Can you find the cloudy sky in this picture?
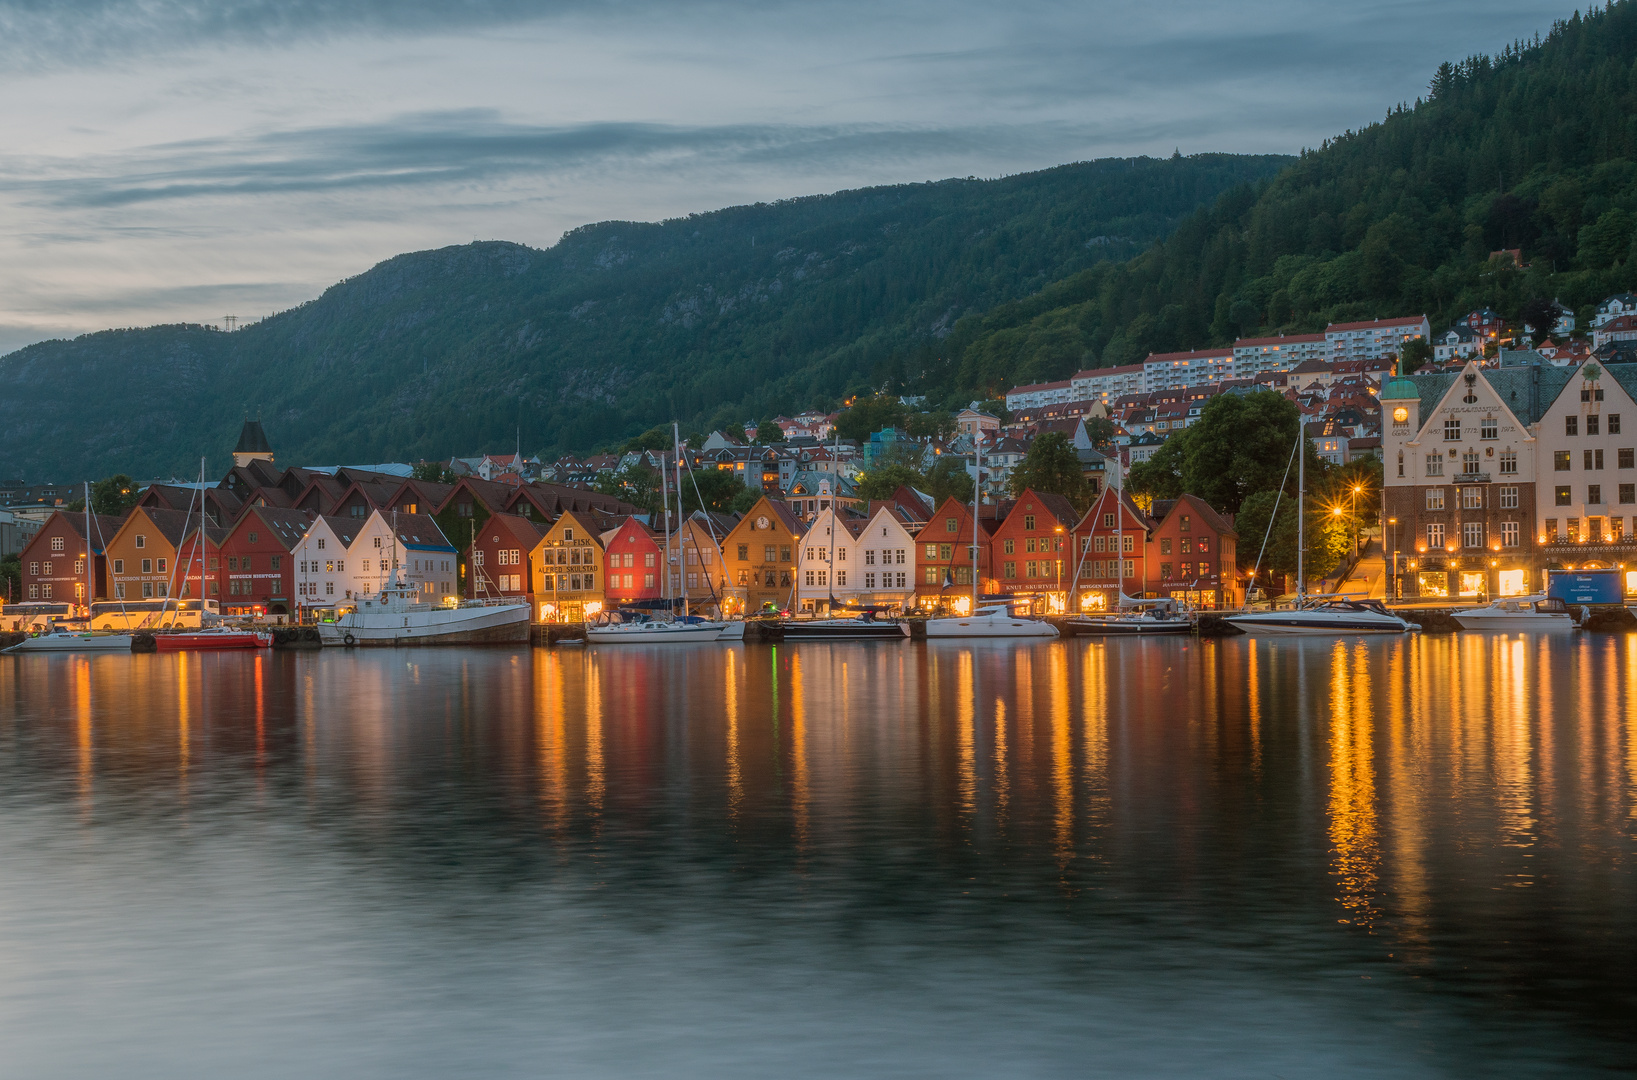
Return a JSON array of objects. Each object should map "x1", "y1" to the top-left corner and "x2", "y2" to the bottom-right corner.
[{"x1": 0, "y1": 0, "x2": 1579, "y2": 355}]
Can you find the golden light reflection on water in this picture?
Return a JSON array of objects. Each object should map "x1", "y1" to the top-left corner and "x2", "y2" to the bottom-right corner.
[
  {"x1": 74, "y1": 656, "x2": 92, "y2": 815},
  {"x1": 725, "y1": 647, "x2": 742, "y2": 819},
  {"x1": 1327, "y1": 640, "x2": 1379, "y2": 930},
  {"x1": 1049, "y1": 647, "x2": 1072, "y2": 871},
  {"x1": 956, "y1": 649, "x2": 975, "y2": 822}
]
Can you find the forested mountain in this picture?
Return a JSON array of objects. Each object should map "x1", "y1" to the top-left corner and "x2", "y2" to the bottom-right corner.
[
  {"x1": 927, "y1": 1, "x2": 1637, "y2": 400},
  {"x1": 0, "y1": 154, "x2": 1287, "y2": 481}
]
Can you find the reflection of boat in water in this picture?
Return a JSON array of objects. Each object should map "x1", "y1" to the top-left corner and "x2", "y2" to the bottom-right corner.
[
  {"x1": 1070, "y1": 597, "x2": 1193, "y2": 636},
  {"x1": 1224, "y1": 596, "x2": 1413, "y2": 635},
  {"x1": 585, "y1": 611, "x2": 727, "y2": 643},
  {"x1": 318, "y1": 574, "x2": 530, "y2": 646},
  {"x1": 3, "y1": 626, "x2": 133, "y2": 653},
  {"x1": 155, "y1": 627, "x2": 272, "y2": 651},
  {"x1": 925, "y1": 604, "x2": 1057, "y2": 639},
  {"x1": 1451, "y1": 594, "x2": 1575, "y2": 631},
  {"x1": 780, "y1": 609, "x2": 909, "y2": 641}
]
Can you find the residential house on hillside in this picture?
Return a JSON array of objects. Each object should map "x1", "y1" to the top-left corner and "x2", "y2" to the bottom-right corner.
[
  {"x1": 1232, "y1": 334, "x2": 1328, "y2": 377},
  {"x1": 1434, "y1": 324, "x2": 1484, "y2": 363},
  {"x1": 1143, "y1": 348, "x2": 1234, "y2": 392},
  {"x1": 1591, "y1": 313, "x2": 1637, "y2": 350},
  {"x1": 1591, "y1": 293, "x2": 1637, "y2": 328},
  {"x1": 957, "y1": 408, "x2": 1002, "y2": 437},
  {"x1": 1326, "y1": 315, "x2": 1430, "y2": 361},
  {"x1": 1005, "y1": 379, "x2": 1073, "y2": 412},
  {"x1": 1070, "y1": 363, "x2": 1146, "y2": 404}
]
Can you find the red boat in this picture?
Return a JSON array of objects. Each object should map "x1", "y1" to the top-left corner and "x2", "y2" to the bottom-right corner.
[{"x1": 154, "y1": 628, "x2": 273, "y2": 651}]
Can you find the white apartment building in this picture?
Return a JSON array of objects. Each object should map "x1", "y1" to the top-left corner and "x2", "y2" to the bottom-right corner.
[
  {"x1": 1069, "y1": 363, "x2": 1146, "y2": 404},
  {"x1": 1326, "y1": 315, "x2": 1430, "y2": 361},
  {"x1": 1142, "y1": 348, "x2": 1235, "y2": 392},
  {"x1": 1533, "y1": 362, "x2": 1637, "y2": 545},
  {"x1": 1231, "y1": 333, "x2": 1328, "y2": 378},
  {"x1": 1004, "y1": 379, "x2": 1073, "y2": 412},
  {"x1": 795, "y1": 494, "x2": 917, "y2": 612}
]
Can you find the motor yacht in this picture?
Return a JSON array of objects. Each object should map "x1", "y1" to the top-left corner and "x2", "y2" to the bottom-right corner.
[
  {"x1": 924, "y1": 604, "x2": 1058, "y2": 639},
  {"x1": 1223, "y1": 596, "x2": 1413, "y2": 635},
  {"x1": 1451, "y1": 595, "x2": 1575, "y2": 631},
  {"x1": 3, "y1": 625, "x2": 133, "y2": 653}
]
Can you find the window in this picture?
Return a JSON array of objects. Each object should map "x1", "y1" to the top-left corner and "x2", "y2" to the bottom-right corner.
[
  {"x1": 1161, "y1": 562, "x2": 1173, "y2": 580},
  {"x1": 157, "y1": 558, "x2": 167, "y2": 574},
  {"x1": 1499, "y1": 486, "x2": 1519, "y2": 509},
  {"x1": 141, "y1": 558, "x2": 152, "y2": 574},
  {"x1": 1003, "y1": 561, "x2": 1016, "y2": 579},
  {"x1": 1426, "y1": 454, "x2": 1444, "y2": 476},
  {"x1": 1426, "y1": 523, "x2": 1445, "y2": 547},
  {"x1": 1567, "y1": 518, "x2": 1581, "y2": 542},
  {"x1": 1024, "y1": 515, "x2": 1036, "y2": 531},
  {"x1": 938, "y1": 543, "x2": 953, "y2": 561},
  {"x1": 1610, "y1": 414, "x2": 1622, "y2": 434},
  {"x1": 1445, "y1": 418, "x2": 1462, "y2": 441},
  {"x1": 1425, "y1": 489, "x2": 1444, "y2": 511},
  {"x1": 1544, "y1": 518, "x2": 1558, "y2": 540},
  {"x1": 1094, "y1": 535, "x2": 1106, "y2": 553},
  {"x1": 1586, "y1": 448, "x2": 1606, "y2": 470},
  {"x1": 1397, "y1": 451, "x2": 1405, "y2": 477},
  {"x1": 1588, "y1": 414, "x2": 1601, "y2": 436},
  {"x1": 645, "y1": 573, "x2": 655, "y2": 588},
  {"x1": 1198, "y1": 537, "x2": 1210, "y2": 553},
  {"x1": 1462, "y1": 488, "x2": 1483, "y2": 509},
  {"x1": 1556, "y1": 486, "x2": 1572, "y2": 506},
  {"x1": 1555, "y1": 451, "x2": 1572, "y2": 472},
  {"x1": 1180, "y1": 515, "x2": 1191, "y2": 532},
  {"x1": 1623, "y1": 484, "x2": 1636, "y2": 505},
  {"x1": 945, "y1": 517, "x2": 957, "y2": 533},
  {"x1": 135, "y1": 534, "x2": 146, "y2": 549},
  {"x1": 1003, "y1": 539, "x2": 1015, "y2": 555},
  {"x1": 271, "y1": 556, "x2": 281, "y2": 571},
  {"x1": 317, "y1": 538, "x2": 325, "y2": 550},
  {"x1": 1481, "y1": 417, "x2": 1497, "y2": 439},
  {"x1": 1589, "y1": 484, "x2": 1603, "y2": 504},
  {"x1": 1463, "y1": 522, "x2": 1485, "y2": 548},
  {"x1": 1502, "y1": 522, "x2": 1518, "y2": 547},
  {"x1": 113, "y1": 583, "x2": 124, "y2": 599},
  {"x1": 780, "y1": 546, "x2": 791, "y2": 562},
  {"x1": 325, "y1": 581, "x2": 334, "y2": 595},
  {"x1": 923, "y1": 543, "x2": 937, "y2": 560},
  {"x1": 50, "y1": 536, "x2": 64, "y2": 552},
  {"x1": 1462, "y1": 451, "x2": 1480, "y2": 474},
  {"x1": 737, "y1": 544, "x2": 748, "y2": 560},
  {"x1": 1500, "y1": 450, "x2": 1517, "y2": 474},
  {"x1": 1566, "y1": 415, "x2": 1579, "y2": 436},
  {"x1": 74, "y1": 559, "x2": 83, "y2": 575},
  {"x1": 1160, "y1": 538, "x2": 1172, "y2": 555},
  {"x1": 336, "y1": 560, "x2": 344, "y2": 572},
  {"x1": 895, "y1": 549, "x2": 907, "y2": 565},
  {"x1": 141, "y1": 581, "x2": 153, "y2": 598},
  {"x1": 1103, "y1": 513, "x2": 1115, "y2": 528}
]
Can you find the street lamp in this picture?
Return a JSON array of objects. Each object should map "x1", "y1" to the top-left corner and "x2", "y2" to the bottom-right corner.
[
  {"x1": 1351, "y1": 483, "x2": 1363, "y2": 557},
  {"x1": 1387, "y1": 517, "x2": 1399, "y2": 599},
  {"x1": 1054, "y1": 525, "x2": 1065, "y2": 612}
]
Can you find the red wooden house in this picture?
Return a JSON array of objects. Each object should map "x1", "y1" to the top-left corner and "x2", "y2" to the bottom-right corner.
[
  {"x1": 600, "y1": 516, "x2": 662, "y2": 605},
  {"x1": 217, "y1": 506, "x2": 315, "y2": 618},
  {"x1": 913, "y1": 496, "x2": 1000, "y2": 607},
  {"x1": 1146, "y1": 495, "x2": 1239, "y2": 609},
  {"x1": 468, "y1": 512, "x2": 545, "y2": 602},
  {"x1": 987, "y1": 489, "x2": 1079, "y2": 609},
  {"x1": 15, "y1": 510, "x2": 124, "y2": 608},
  {"x1": 1070, "y1": 488, "x2": 1156, "y2": 612}
]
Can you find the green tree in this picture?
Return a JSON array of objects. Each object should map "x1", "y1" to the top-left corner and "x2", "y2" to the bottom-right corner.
[
  {"x1": 595, "y1": 463, "x2": 661, "y2": 514},
  {"x1": 753, "y1": 419, "x2": 786, "y2": 444},
  {"x1": 728, "y1": 486, "x2": 763, "y2": 514},
  {"x1": 1083, "y1": 416, "x2": 1118, "y2": 449},
  {"x1": 1125, "y1": 392, "x2": 1317, "y2": 514},
  {"x1": 75, "y1": 474, "x2": 140, "y2": 517},
  {"x1": 411, "y1": 459, "x2": 459, "y2": 484},
  {"x1": 924, "y1": 454, "x2": 975, "y2": 506},
  {"x1": 1007, "y1": 431, "x2": 1090, "y2": 508},
  {"x1": 622, "y1": 425, "x2": 673, "y2": 453},
  {"x1": 855, "y1": 464, "x2": 926, "y2": 501},
  {"x1": 679, "y1": 466, "x2": 744, "y2": 512},
  {"x1": 904, "y1": 410, "x2": 956, "y2": 439},
  {"x1": 1, "y1": 554, "x2": 20, "y2": 603},
  {"x1": 835, "y1": 396, "x2": 908, "y2": 444},
  {"x1": 1236, "y1": 489, "x2": 1351, "y2": 594},
  {"x1": 1397, "y1": 338, "x2": 1433, "y2": 372}
]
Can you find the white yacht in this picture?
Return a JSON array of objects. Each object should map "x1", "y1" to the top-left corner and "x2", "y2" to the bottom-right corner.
[
  {"x1": 1070, "y1": 597, "x2": 1193, "y2": 636},
  {"x1": 1224, "y1": 596, "x2": 1413, "y2": 635},
  {"x1": 1451, "y1": 595, "x2": 1575, "y2": 631},
  {"x1": 318, "y1": 574, "x2": 530, "y2": 646},
  {"x1": 924, "y1": 604, "x2": 1058, "y2": 639},
  {"x1": 3, "y1": 625, "x2": 133, "y2": 653},
  {"x1": 585, "y1": 612, "x2": 726, "y2": 643}
]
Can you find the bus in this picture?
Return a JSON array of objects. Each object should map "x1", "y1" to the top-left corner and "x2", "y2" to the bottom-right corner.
[
  {"x1": 90, "y1": 599, "x2": 220, "y2": 630},
  {"x1": 0, "y1": 602, "x2": 76, "y2": 632}
]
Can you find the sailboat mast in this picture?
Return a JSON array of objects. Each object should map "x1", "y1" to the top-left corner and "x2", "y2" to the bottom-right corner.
[
  {"x1": 1296, "y1": 423, "x2": 1306, "y2": 604},
  {"x1": 673, "y1": 423, "x2": 689, "y2": 618},
  {"x1": 971, "y1": 433, "x2": 981, "y2": 609},
  {"x1": 659, "y1": 448, "x2": 671, "y2": 605},
  {"x1": 84, "y1": 481, "x2": 91, "y2": 623}
]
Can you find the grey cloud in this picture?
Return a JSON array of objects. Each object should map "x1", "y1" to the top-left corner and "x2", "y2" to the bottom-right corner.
[{"x1": 0, "y1": 113, "x2": 1105, "y2": 210}]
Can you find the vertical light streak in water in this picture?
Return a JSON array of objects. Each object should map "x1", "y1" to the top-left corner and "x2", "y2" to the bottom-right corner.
[
  {"x1": 534, "y1": 650, "x2": 567, "y2": 834},
  {"x1": 1494, "y1": 637, "x2": 1536, "y2": 864},
  {"x1": 956, "y1": 649, "x2": 976, "y2": 822},
  {"x1": 176, "y1": 653, "x2": 190, "y2": 797},
  {"x1": 1537, "y1": 635, "x2": 1555, "y2": 813},
  {"x1": 1575, "y1": 639, "x2": 1596, "y2": 828},
  {"x1": 1050, "y1": 645, "x2": 1072, "y2": 869},
  {"x1": 1079, "y1": 643, "x2": 1109, "y2": 850},
  {"x1": 1246, "y1": 639, "x2": 1262, "y2": 776},
  {"x1": 790, "y1": 650, "x2": 809, "y2": 850},
  {"x1": 1626, "y1": 636, "x2": 1637, "y2": 820},
  {"x1": 74, "y1": 656, "x2": 92, "y2": 816},
  {"x1": 1384, "y1": 638, "x2": 1430, "y2": 958},
  {"x1": 585, "y1": 654, "x2": 605, "y2": 815},
  {"x1": 725, "y1": 647, "x2": 743, "y2": 820},
  {"x1": 1328, "y1": 640, "x2": 1379, "y2": 930},
  {"x1": 254, "y1": 653, "x2": 266, "y2": 769},
  {"x1": 994, "y1": 697, "x2": 1009, "y2": 823}
]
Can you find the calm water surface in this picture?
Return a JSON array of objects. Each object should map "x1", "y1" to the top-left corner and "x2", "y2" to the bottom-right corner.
[{"x1": 1, "y1": 636, "x2": 1634, "y2": 1077}]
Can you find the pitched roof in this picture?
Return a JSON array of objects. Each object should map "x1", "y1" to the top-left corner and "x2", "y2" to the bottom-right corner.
[
  {"x1": 1232, "y1": 333, "x2": 1326, "y2": 347},
  {"x1": 234, "y1": 419, "x2": 273, "y2": 455},
  {"x1": 475, "y1": 511, "x2": 546, "y2": 550},
  {"x1": 1326, "y1": 315, "x2": 1427, "y2": 332},
  {"x1": 388, "y1": 513, "x2": 455, "y2": 552},
  {"x1": 234, "y1": 506, "x2": 316, "y2": 552}
]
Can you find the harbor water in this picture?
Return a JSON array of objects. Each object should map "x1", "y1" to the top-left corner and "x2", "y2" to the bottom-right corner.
[{"x1": 0, "y1": 636, "x2": 1633, "y2": 1077}]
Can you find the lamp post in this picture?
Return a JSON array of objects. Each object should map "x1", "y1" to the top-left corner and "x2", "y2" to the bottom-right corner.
[
  {"x1": 1387, "y1": 517, "x2": 1399, "y2": 599},
  {"x1": 1351, "y1": 483, "x2": 1362, "y2": 557},
  {"x1": 1054, "y1": 525, "x2": 1065, "y2": 612}
]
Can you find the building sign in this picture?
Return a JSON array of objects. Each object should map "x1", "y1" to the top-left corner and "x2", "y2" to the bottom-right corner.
[{"x1": 1547, "y1": 568, "x2": 1621, "y2": 605}]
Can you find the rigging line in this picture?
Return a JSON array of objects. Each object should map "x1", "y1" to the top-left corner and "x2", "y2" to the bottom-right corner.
[{"x1": 1243, "y1": 430, "x2": 1301, "y2": 610}]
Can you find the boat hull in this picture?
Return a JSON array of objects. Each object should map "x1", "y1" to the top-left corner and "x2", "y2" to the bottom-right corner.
[
  {"x1": 1068, "y1": 617, "x2": 1192, "y2": 636},
  {"x1": 318, "y1": 604, "x2": 531, "y2": 646},
  {"x1": 924, "y1": 616, "x2": 1057, "y2": 638},
  {"x1": 1222, "y1": 614, "x2": 1409, "y2": 635},
  {"x1": 155, "y1": 632, "x2": 271, "y2": 651},
  {"x1": 779, "y1": 620, "x2": 908, "y2": 640},
  {"x1": 3, "y1": 633, "x2": 133, "y2": 653},
  {"x1": 585, "y1": 622, "x2": 725, "y2": 643},
  {"x1": 1450, "y1": 613, "x2": 1575, "y2": 631}
]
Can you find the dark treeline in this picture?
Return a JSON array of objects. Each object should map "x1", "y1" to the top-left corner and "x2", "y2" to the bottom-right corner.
[{"x1": 911, "y1": 1, "x2": 1637, "y2": 404}]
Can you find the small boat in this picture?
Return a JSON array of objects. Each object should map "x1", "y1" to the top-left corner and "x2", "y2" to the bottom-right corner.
[
  {"x1": 780, "y1": 609, "x2": 909, "y2": 640},
  {"x1": 1070, "y1": 597, "x2": 1193, "y2": 636},
  {"x1": 925, "y1": 604, "x2": 1058, "y2": 638},
  {"x1": 1451, "y1": 594, "x2": 1575, "y2": 631},
  {"x1": 585, "y1": 612, "x2": 725, "y2": 643},
  {"x1": 154, "y1": 627, "x2": 273, "y2": 651},
  {"x1": 318, "y1": 572, "x2": 530, "y2": 646},
  {"x1": 715, "y1": 621, "x2": 748, "y2": 641},
  {"x1": 3, "y1": 626, "x2": 133, "y2": 653},
  {"x1": 1223, "y1": 596, "x2": 1413, "y2": 635}
]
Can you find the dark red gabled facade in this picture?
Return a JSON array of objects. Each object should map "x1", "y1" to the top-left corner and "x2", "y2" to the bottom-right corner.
[
  {"x1": 217, "y1": 506, "x2": 314, "y2": 616},
  {"x1": 16, "y1": 510, "x2": 124, "y2": 608}
]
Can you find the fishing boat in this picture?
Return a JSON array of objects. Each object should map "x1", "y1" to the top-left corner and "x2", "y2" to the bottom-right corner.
[
  {"x1": 925, "y1": 603, "x2": 1058, "y2": 638},
  {"x1": 1224, "y1": 427, "x2": 1411, "y2": 637},
  {"x1": 318, "y1": 571, "x2": 530, "y2": 646},
  {"x1": 1070, "y1": 598, "x2": 1193, "y2": 636},
  {"x1": 154, "y1": 627, "x2": 273, "y2": 651},
  {"x1": 922, "y1": 433, "x2": 1057, "y2": 640},
  {"x1": 780, "y1": 608, "x2": 909, "y2": 640},
  {"x1": 1451, "y1": 594, "x2": 1575, "y2": 631}
]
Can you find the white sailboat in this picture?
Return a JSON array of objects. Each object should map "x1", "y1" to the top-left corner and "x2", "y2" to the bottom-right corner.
[
  {"x1": 1224, "y1": 429, "x2": 1411, "y2": 636},
  {"x1": 925, "y1": 432, "x2": 1058, "y2": 640},
  {"x1": 4, "y1": 484, "x2": 133, "y2": 654}
]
